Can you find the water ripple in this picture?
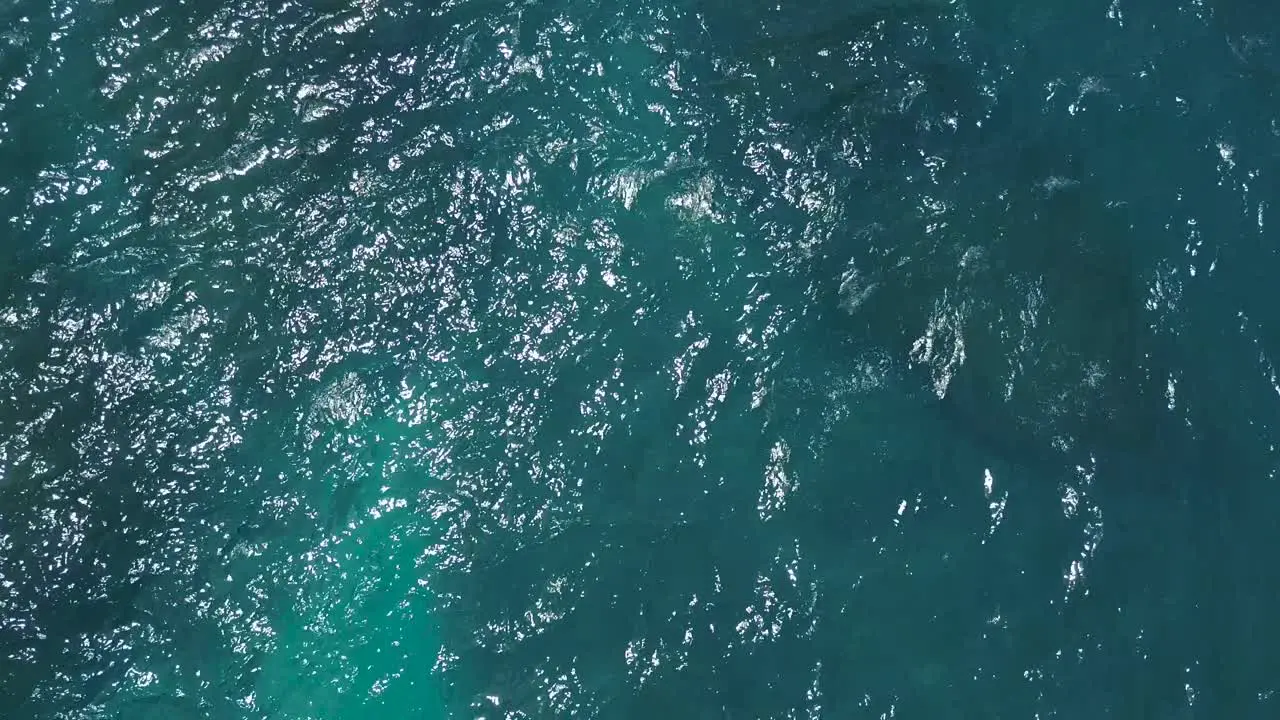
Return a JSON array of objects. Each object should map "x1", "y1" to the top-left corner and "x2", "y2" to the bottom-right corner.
[{"x1": 4, "y1": 0, "x2": 1280, "y2": 717}]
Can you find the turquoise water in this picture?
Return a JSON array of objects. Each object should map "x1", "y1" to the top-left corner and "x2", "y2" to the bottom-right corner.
[{"x1": 4, "y1": 0, "x2": 1280, "y2": 717}]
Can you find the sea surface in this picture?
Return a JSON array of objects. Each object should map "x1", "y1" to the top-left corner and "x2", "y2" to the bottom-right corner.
[{"x1": 3, "y1": 0, "x2": 1280, "y2": 717}]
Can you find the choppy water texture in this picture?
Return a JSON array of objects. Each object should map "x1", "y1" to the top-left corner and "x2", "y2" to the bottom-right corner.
[{"x1": 4, "y1": 0, "x2": 1280, "y2": 717}]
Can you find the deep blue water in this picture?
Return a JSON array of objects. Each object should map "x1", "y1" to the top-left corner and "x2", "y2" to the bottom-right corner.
[{"x1": 3, "y1": 0, "x2": 1280, "y2": 717}]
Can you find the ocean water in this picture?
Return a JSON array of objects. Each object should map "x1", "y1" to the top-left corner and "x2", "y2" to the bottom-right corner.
[{"x1": 3, "y1": 0, "x2": 1280, "y2": 717}]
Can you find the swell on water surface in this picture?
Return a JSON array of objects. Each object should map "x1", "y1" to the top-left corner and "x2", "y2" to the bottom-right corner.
[{"x1": 3, "y1": 0, "x2": 1280, "y2": 717}]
